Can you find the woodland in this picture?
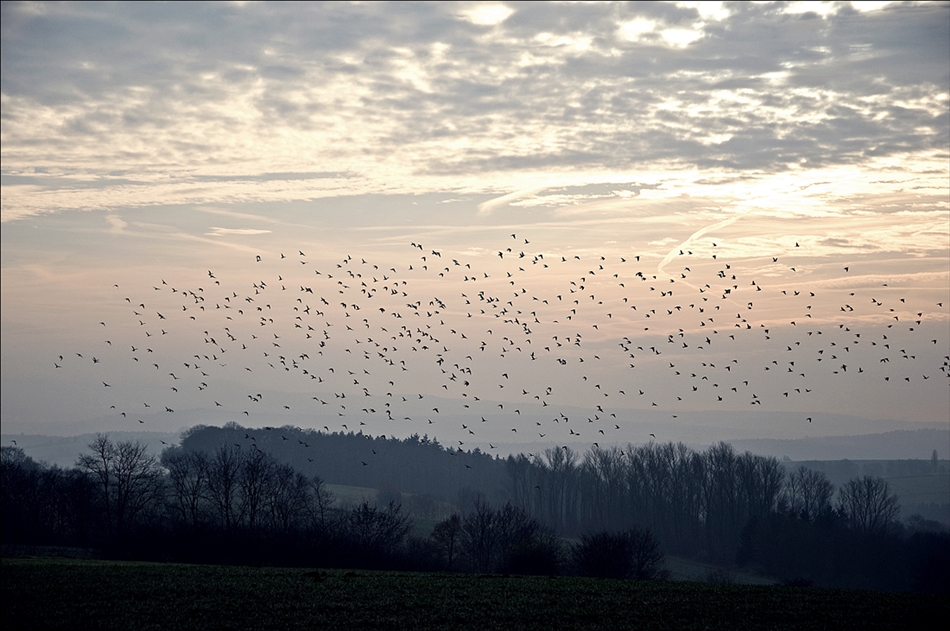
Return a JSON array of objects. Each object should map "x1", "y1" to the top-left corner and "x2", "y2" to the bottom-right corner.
[{"x1": 2, "y1": 424, "x2": 948, "y2": 593}]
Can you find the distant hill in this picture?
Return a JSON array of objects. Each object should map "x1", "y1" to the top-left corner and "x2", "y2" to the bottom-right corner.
[
  {"x1": 5, "y1": 424, "x2": 948, "y2": 527},
  {"x1": 5, "y1": 425, "x2": 947, "y2": 470},
  {"x1": 780, "y1": 457, "x2": 949, "y2": 526},
  {"x1": 1, "y1": 431, "x2": 180, "y2": 468},
  {"x1": 174, "y1": 423, "x2": 510, "y2": 505},
  {"x1": 726, "y1": 428, "x2": 949, "y2": 460}
]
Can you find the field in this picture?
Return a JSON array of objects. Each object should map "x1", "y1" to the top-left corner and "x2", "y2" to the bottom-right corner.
[{"x1": 3, "y1": 558, "x2": 944, "y2": 630}]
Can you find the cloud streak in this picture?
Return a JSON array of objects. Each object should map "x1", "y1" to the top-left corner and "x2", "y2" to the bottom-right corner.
[{"x1": 206, "y1": 227, "x2": 272, "y2": 237}]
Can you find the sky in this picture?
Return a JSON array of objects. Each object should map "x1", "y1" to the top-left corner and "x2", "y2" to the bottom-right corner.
[{"x1": 2, "y1": 1, "x2": 948, "y2": 455}]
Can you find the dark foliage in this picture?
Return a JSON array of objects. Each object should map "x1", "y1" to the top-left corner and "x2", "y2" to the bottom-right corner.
[
  {"x1": 3, "y1": 431, "x2": 948, "y2": 590},
  {"x1": 178, "y1": 423, "x2": 509, "y2": 505},
  {"x1": 906, "y1": 531, "x2": 950, "y2": 594},
  {"x1": 573, "y1": 527, "x2": 666, "y2": 580},
  {"x1": 506, "y1": 442, "x2": 785, "y2": 562},
  {"x1": 499, "y1": 533, "x2": 564, "y2": 576},
  {"x1": 737, "y1": 509, "x2": 950, "y2": 593}
]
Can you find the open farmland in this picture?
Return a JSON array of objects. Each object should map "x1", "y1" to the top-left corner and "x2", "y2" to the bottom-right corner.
[{"x1": 3, "y1": 558, "x2": 944, "y2": 631}]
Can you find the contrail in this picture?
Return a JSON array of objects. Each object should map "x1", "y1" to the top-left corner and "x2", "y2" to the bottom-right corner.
[
  {"x1": 655, "y1": 211, "x2": 751, "y2": 311},
  {"x1": 656, "y1": 211, "x2": 748, "y2": 277},
  {"x1": 476, "y1": 187, "x2": 546, "y2": 216}
]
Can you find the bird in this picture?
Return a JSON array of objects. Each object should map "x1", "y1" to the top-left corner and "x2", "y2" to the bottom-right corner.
[{"x1": 49, "y1": 228, "x2": 945, "y2": 486}]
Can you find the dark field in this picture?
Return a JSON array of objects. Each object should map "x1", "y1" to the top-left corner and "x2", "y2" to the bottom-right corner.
[{"x1": 2, "y1": 558, "x2": 944, "y2": 630}]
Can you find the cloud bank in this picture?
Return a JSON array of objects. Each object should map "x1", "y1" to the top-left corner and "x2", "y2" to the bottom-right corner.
[{"x1": 2, "y1": 1, "x2": 946, "y2": 221}]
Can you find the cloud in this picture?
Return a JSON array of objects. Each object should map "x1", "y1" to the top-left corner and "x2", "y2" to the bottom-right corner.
[
  {"x1": 105, "y1": 214, "x2": 127, "y2": 233},
  {"x1": 206, "y1": 227, "x2": 272, "y2": 236},
  {"x1": 458, "y1": 3, "x2": 514, "y2": 26},
  {"x1": 0, "y1": 2, "x2": 947, "y2": 221},
  {"x1": 656, "y1": 211, "x2": 748, "y2": 275},
  {"x1": 476, "y1": 187, "x2": 546, "y2": 216}
]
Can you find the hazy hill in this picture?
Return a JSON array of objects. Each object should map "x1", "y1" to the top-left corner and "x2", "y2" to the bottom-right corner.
[
  {"x1": 174, "y1": 423, "x2": 509, "y2": 505},
  {"x1": 726, "y1": 428, "x2": 949, "y2": 461},
  {"x1": 1, "y1": 431, "x2": 180, "y2": 469},
  {"x1": 4, "y1": 425, "x2": 947, "y2": 471}
]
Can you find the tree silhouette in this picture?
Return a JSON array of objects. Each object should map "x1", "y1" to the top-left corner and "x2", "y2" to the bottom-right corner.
[
  {"x1": 838, "y1": 475, "x2": 900, "y2": 536},
  {"x1": 346, "y1": 500, "x2": 412, "y2": 568},
  {"x1": 161, "y1": 447, "x2": 209, "y2": 528},
  {"x1": 205, "y1": 444, "x2": 244, "y2": 532},
  {"x1": 783, "y1": 466, "x2": 834, "y2": 520},
  {"x1": 76, "y1": 435, "x2": 163, "y2": 540},
  {"x1": 431, "y1": 514, "x2": 462, "y2": 571},
  {"x1": 305, "y1": 475, "x2": 336, "y2": 534},
  {"x1": 460, "y1": 497, "x2": 498, "y2": 573},
  {"x1": 573, "y1": 527, "x2": 665, "y2": 580}
]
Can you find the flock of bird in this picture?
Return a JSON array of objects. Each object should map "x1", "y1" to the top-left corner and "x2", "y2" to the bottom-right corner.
[{"x1": 53, "y1": 231, "x2": 949, "y2": 460}]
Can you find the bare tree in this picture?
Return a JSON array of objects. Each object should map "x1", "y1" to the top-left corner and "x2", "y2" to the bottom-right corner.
[
  {"x1": 460, "y1": 496, "x2": 498, "y2": 573},
  {"x1": 1, "y1": 447, "x2": 42, "y2": 543},
  {"x1": 492, "y1": 502, "x2": 542, "y2": 570},
  {"x1": 838, "y1": 475, "x2": 900, "y2": 535},
  {"x1": 783, "y1": 466, "x2": 834, "y2": 520},
  {"x1": 239, "y1": 449, "x2": 276, "y2": 530},
  {"x1": 504, "y1": 454, "x2": 534, "y2": 512},
  {"x1": 266, "y1": 463, "x2": 309, "y2": 533},
  {"x1": 536, "y1": 447, "x2": 580, "y2": 531},
  {"x1": 579, "y1": 445, "x2": 626, "y2": 532},
  {"x1": 76, "y1": 434, "x2": 162, "y2": 537},
  {"x1": 700, "y1": 442, "x2": 740, "y2": 559},
  {"x1": 161, "y1": 447, "x2": 209, "y2": 528},
  {"x1": 573, "y1": 526, "x2": 665, "y2": 580},
  {"x1": 346, "y1": 500, "x2": 412, "y2": 565},
  {"x1": 737, "y1": 452, "x2": 784, "y2": 520},
  {"x1": 205, "y1": 444, "x2": 243, "y2": 532},
  {"x1": 627, "y1": 526, "x2": 667, "y2": 580},
  {"x1": 431, "y1": 513, "x2": 462, "y2": 571},
  {"x1": 305, "y1": 475, "x2": 336, "y2": 533}
]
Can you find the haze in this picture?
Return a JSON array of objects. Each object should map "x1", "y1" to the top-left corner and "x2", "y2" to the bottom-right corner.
[{"x1": 2, "y1": 1, "x2": 948, "y2": 455}]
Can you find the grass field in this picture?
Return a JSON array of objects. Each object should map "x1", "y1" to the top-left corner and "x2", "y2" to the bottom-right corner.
[{"x1": 3, "y1": 558, "x2": 945, "y2": 630}]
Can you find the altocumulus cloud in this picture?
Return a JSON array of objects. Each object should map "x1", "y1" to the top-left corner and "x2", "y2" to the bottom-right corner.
[{"x1": 1, "y1": 1, "x2": 947, "y2": 220}]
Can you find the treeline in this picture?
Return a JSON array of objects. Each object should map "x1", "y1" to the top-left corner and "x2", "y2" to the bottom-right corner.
[
  {"x1": 0, "y1": 437, "x2": 662, "y2": 579},
  {"x1": 507, "y1": 442, "x2": 875, "y2": 553},
  {"x1": 1, "y1": 427, "x2": 948, "y2": 592},
  {"x1": 788, "y1": 457, "x2": 949, "y2": 524},
  {"x1": 506, "y1": 442, "x2": 949, "y2": 591},
  {"x1": 177, "y1": 422, "x2": 509, "y2": 504}
]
